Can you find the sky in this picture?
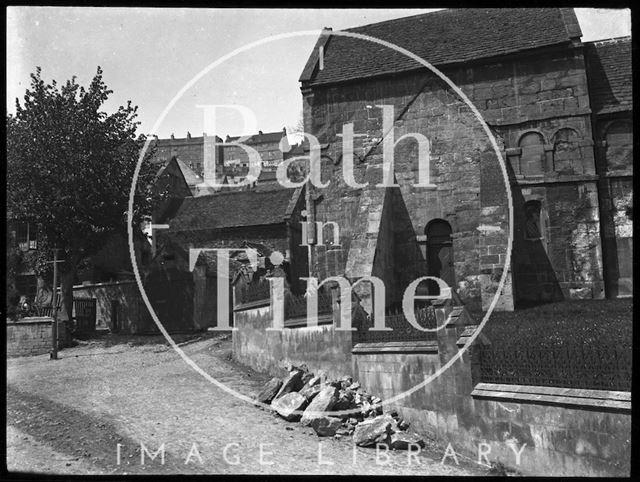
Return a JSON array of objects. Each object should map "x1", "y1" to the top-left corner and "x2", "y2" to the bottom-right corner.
[{"x1": 6, "y1": 8, "x2": 631, "y2": 141}]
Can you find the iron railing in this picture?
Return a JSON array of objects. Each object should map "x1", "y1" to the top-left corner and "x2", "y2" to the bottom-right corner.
[
  {"x1": 353, "y1": 304, "x2": 438, "y2": 344},
  {"x1": 284, "y1": 291, "x2": 333, "y2": 321},
  {"x1": 28, "y1": 298, "x2": 96, "y2": 335},
  {"x1": 475, "y1": 342, "x2": 632, "y2": 391},
  {"x1": 235, "y1": 280, "x2": 271, "y2": 306},
  {"x1": 35, "y1": 302, "x2": 62, "y2": 318}
]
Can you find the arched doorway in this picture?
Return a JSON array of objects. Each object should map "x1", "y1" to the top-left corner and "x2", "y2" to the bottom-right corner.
[{"x1": 426, "y1": 219, "x2": 455, "y2": 290}]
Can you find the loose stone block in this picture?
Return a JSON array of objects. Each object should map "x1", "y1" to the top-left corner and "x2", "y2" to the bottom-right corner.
[
  {"x1": 389, "y1": 431, "x2": 426, "y2": 450},
  {"x1": 299, "y1": 384, "x2": 322, "y2": 402},
  {"x1": 353, "y1": 414, "x2": 394, "y2": 447},
  {"x1": 300, "y1": 385, "x2": 339, "y2": 426},
  {"x1": 256, "y1": 377, "x2": 283, "y2": 405},
  {"x1": 274, "y1": 369, "x2": 304, "y2": 400},
  {"x1": 310, "y1": 416, "x2": 343, "y2": 437},
  {"x1": 271, "y1": 392, "x2": 308, "y2": 422}
]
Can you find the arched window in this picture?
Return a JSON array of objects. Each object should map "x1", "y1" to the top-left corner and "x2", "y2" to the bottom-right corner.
[
  {"x1": 519, "y1": 132, "x2": 545, "y2": 176},
  {"x1": 524, "y1": 201, "x2": 542, "y2": 240},
  {"x1": 604, "y1": 121, "x2": 632, "y2": 171},
  {"x1": 552, "y1": 128, "x2": 581, "y2": 175},
  {"x1": 425, "y1": 219, "x2": 455, "y2": 289}
]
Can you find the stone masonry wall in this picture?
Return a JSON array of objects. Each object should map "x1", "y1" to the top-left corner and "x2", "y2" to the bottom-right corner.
[
  {"x1": 72, "y1": 281, "x2": 150, "y2": 334},
  {"x1": 302, "y1": 44, "x2": 604, "y2": 310},
  {"x1": 452, "y1": 48, "x2": 604, "y2": 305},
  {"x1": 598, "y1": 177, "x2": 633, "y2": 297},
  {"x1": 7, "y1": 317, "x2": 67, "y2": 357},
  {"x1": 233, "y1": 303, "x2": 353, "y2": 381},
  {"x1": 351, "y1": 305, "x2": 630, "y2": 476},
  {"x1": 354, "y1": 347, "x2": 630, "y2": 476},
  {"x1": 231, "y1": 293, "x2": 631, "y2": 476},
  {"x1": 303, "y1": 70, "x2": 509, "y2": 312},
  {"x1": 594, "y1": 115, "x2": 633, "y2": 297}
]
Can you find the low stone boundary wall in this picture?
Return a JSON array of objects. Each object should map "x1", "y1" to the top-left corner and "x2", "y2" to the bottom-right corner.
[
  {"x1": 232, "y1": 298, "x2": 631, "y2": 476},
  {"x1": 232, "y1": 302, "x2": 352, "y2": 380},
  {"x1": 352, "y1": 309, "x2": 631, "y2": 476},
  {"x1": 6, "y1": 317, "x2": 67, "y2": 357}
]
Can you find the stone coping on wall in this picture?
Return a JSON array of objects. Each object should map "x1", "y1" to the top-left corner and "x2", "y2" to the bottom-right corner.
[
  {"x1": 471, "y1": 382, "x2": 631, "y2": 411},
  {"x1": 7, "y1": 316, "x2": 54, "y2": 325},
  {"x1": 352, "y1": 341, "x2": 439, "y2": 354},
  {"x1": 283, "y1": 314, "x2": 333, "y2": 328},
  {"x1": 232, "y1": 301, "x2": 333, "y2": 326},
  {"x1": 456, "y1": 325, "x2": 493, "y2": 347},
  {"x1": 511, "y1": 174, "x2": 600, "y2": 186},
  {"x1": 233, "y1": 299, "x2": 271, "y2": 311}
]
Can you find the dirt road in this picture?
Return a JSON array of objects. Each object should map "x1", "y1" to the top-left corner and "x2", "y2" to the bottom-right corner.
[{"x1": 6, "y1": 334, "x2": 483, "y2": 475}]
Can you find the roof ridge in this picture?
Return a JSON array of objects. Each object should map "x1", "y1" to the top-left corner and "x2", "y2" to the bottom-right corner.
[
  {"x1": 305, "y1": 8, "x2": 580, "y2": 87},
  {"x1": 185, "y1": 187, "x2": 294, "y2": 199},
  {"x1": 586, "y1": 36, "x2": 631, "y2": 46},
  {"x1": 341, "y1": 8, "x2": 571, "y2": 34},
  {"x1": 342, "y1": 9, "x2": 445, "y2": 32},
  {"x1": 227, "y1": 130, "x2": 286, "y2": 138}
]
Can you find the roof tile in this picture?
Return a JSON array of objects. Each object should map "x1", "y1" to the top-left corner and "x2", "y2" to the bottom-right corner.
[
  {"x1": 585, "y1": 37, "x2": 632, "y2": 115},
  {"x1": 302, "y1": 8, "x2": 581, "y2": 86},
  {"x1": 167, "y1": 188, "x2": 297, "y2": 232},
  {"x1": 176, "y1": 159, "x2": 203, "y2": 187}
]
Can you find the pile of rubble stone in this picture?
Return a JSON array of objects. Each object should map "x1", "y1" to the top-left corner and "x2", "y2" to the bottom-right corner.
[{"x1": 255, "y1": 365, "x2": 425, "y2": 450}]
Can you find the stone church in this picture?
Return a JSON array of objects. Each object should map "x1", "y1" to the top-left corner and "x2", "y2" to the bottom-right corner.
[{"x1": 295, "y1": 7, "x2": 632, "y2": 312}]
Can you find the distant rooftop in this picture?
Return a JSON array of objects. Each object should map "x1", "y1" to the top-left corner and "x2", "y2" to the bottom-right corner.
[
  {"x1": 152, "y1": 129, "x2": 288, "y2": 145},
  {"x1": 153, "y1": 134, "x2": 221, "y2": 145},
  {"x1": 225, "y1": 128, "x2": 288, "y2": 145}
]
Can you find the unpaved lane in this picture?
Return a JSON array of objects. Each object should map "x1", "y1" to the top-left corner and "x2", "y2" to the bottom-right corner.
[{"x1": 6, "y1": 336, "x2": 482, "y2": 475}]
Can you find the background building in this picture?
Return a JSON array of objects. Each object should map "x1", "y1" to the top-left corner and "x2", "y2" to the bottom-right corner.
[{"x1": 149, "y1": 128, "x2": 296, "y2": 185}]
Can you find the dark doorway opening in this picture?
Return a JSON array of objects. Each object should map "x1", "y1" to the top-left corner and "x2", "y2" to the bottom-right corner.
[
  {"x1": 426, "y1": 219, "x2": 455, "y2": 294},
  {"x1": 111, "y1": 300, "x2": 120, "y2": 333}
]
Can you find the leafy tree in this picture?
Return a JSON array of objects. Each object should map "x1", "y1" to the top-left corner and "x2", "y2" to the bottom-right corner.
[{"x1": 7, "y1": 66, "x2": 162, "y2": 321}]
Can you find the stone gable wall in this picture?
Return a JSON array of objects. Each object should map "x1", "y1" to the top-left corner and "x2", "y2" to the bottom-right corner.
[{"x1": 302, "y1": 45, "x2": 606, "y2": 309}]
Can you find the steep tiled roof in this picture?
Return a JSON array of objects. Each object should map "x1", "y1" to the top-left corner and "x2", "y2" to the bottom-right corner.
[
  {"x1": 156, "y1": 237, "x2": 244, "y2": 276},
  {"x1": 167, "y1": 188, "x2": 298, "y2": 231},
  {"x1": 585, "y1": 37, "x2": 632, "y2": 115},
  {"x1": 176, "y1": 159, "x2": 203, "y2": 187},
  {"x1": 301, "y1": 8, "x2": 582, "y2": 86}
]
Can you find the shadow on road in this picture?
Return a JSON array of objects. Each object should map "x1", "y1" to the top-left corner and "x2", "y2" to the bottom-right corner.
[{"x1": 6, "y1": 386, "x2": 207, "y2": 475}]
